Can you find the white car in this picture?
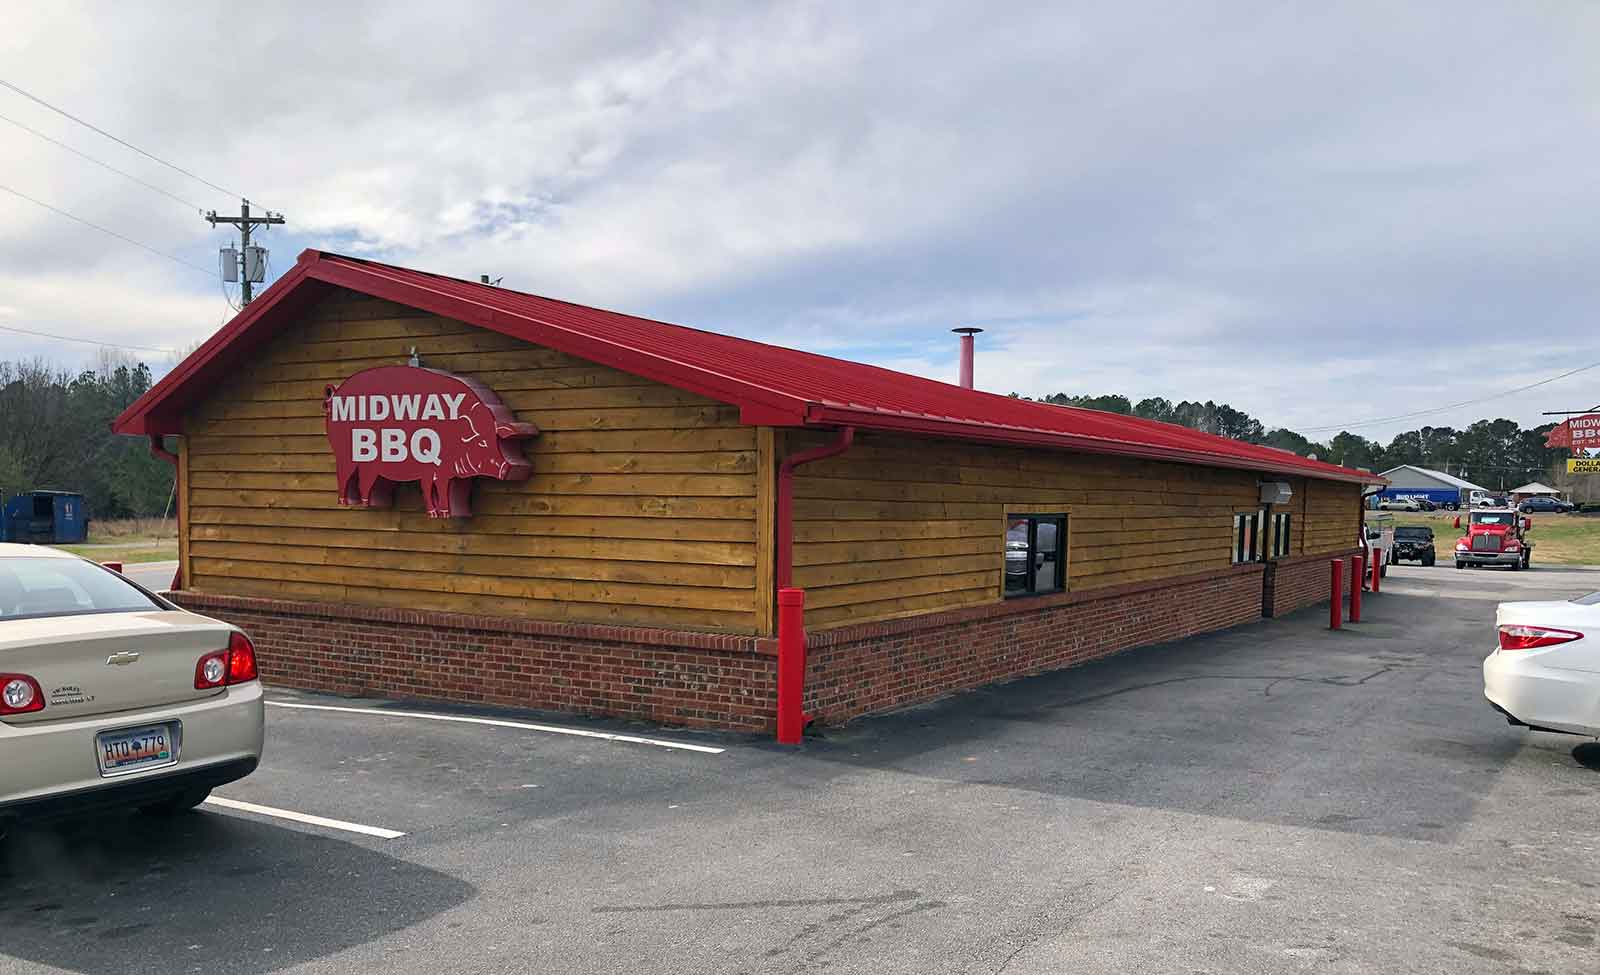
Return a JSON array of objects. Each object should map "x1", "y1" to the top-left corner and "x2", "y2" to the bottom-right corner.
[
  {"x1": 1378, "y1": 496, "x2": 1420, "y2": 511},
  {"x1": 0, "y1": 544, "x2": 264, "y2": 837},
  {"x1": 1483, "y1": 591, "x2": 1600, "y2": 736}
]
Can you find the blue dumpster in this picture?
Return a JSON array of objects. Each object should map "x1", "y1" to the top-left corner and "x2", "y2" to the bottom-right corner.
[{"x1": 0, "y1": 491, "x2": 90, "y2": 544}]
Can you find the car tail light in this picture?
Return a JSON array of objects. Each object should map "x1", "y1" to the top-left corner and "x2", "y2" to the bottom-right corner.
[
  {"x1": 227, "y1": 632, "x2": 258, "y2": 683},
  {"x1": 0, "y1": 674, "x2": 45, "y2": 715},
  {"x1": 1498, "y1": 625, "x2": 1584, "y2": 651},
  {"x1": 195, "y1": 632, "x2": 260, "y2": 689}
]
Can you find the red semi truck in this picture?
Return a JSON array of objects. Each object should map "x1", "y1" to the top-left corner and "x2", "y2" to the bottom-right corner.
[{"x1": 1453, "y1": 508, "x2": 1533, "y2": 570}]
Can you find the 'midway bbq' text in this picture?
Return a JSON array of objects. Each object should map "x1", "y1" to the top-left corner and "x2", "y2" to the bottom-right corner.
[{"x1": 322, "y1": 365, "x2": 538, "y2": 518}]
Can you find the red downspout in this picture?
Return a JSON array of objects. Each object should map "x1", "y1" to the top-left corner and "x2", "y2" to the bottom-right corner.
[
  {"x1": 148, "y1": 434, "x2": 182, "y2": 590},
  {"x1": 774, "y1": 426, "x2": 855, "y2": 744},
  {"x1": 776, "y1": 427, "x2": 856, "y2": 590}
]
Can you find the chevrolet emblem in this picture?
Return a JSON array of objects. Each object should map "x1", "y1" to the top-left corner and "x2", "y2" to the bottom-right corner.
[{"x1": 105, "y1": 651, "x2": 142, "y2": 666}]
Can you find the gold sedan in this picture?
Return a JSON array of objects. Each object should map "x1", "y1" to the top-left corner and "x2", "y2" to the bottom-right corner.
[{"x1": 0, "y1": 544, "x2": 263, "y2": 837}]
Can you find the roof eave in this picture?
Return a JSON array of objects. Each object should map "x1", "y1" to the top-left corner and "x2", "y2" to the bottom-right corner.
[
  {"x1": 806, "y1": 405, "x2": 1381, "y2": 485},
  {"x1": 112, "y1": 257, "x2": 327, "y2": 437}
]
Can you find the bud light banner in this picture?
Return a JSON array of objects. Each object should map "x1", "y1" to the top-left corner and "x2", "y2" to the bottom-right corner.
[{"x1": 322, "y1": 365, "x2": 539, "y2": 518}]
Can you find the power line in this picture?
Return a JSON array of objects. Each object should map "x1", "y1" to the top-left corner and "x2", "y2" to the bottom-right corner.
[
  {"x1": 1299, "y1": 359, "x2": 1600, "y2": 434},
  {"x1": 0, "y1": 78, "x2": 245, "y2": 203},
  {"x1": 0, "y1": 321, "x2": 174, "y2": 354},
  {"x1": 0, "y1": 182, "x2": 216, "y2": 277},
  {"x1": 0, "y1": 109, "x2": 205, "y2": 211}
]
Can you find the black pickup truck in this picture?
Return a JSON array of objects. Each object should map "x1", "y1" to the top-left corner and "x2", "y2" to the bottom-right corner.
[{"x1": 1392, "y1": 525, "x2": 1436, "y2": 566}]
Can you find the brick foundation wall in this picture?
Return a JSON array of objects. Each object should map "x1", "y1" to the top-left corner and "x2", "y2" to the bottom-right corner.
[
  {"x1": 801, "y1": 563, "x2": 1266, "y2": 724},
  {"x1": 170, "y1": 562, "x2": 1267, "y2": 734},
  {"x1": 165, "y1": 592, "x2": 779, "y2": 732},
  {"x1": 1263, "y1": 548, "x2": 1365, "y2": 618}
]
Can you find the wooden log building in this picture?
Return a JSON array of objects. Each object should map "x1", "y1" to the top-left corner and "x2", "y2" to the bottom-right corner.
[{"x1": 113, "y1": 251, "x2": 1372, "y2": 733}]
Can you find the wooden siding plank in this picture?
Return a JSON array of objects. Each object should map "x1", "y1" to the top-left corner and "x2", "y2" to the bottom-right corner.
[
  {"x1": 188, "y1": 470, "x2": 757, "y2": 497},
  {"x1": 230, "y1": 364, "x2": 656, "y2": 403},
  {"x1": 186, "y1": 405, "x2": 744, "y2": 437},
  {"x1": 185, "y1": 427, "x2": 758, "y2": 456},
  {"x1": 803, "y1": 570, "x2": 999, "y2": 611},
  {"x1": 188, "y1": 489, "x2": 756, "y2": 519},
  {"x1": 188, "y1": 524, "x2": 755, "y2": 565},
  {"x1": 188, "y1": 507, "x2": 754, "y2": 541},
  {"x1": 188, "y1": 541, "x2": 752, "y2": 589},
  {"x1": 192, "y1": 383, "x2": 715, "y2": 421},
  {"x1": 187, "y1": 576, "x2": 752, "y2": 632},
  {"x1": 188, "y1": 557, "x2": 753, "y2": 611},
  {"x1": 794, "y1": 553, "x2": 997, "y2": 589},
  {"x1": 805, "y1": 588, "x2": 995, "y2": 628}
]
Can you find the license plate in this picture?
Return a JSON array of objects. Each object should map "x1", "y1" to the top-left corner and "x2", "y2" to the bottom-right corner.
[{"x1": 96, "y1": 723, "x2": 179, "y2": 776}]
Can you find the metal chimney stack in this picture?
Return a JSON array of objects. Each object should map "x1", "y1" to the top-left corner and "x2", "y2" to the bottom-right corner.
[{"x1": 952, "y1": 327, "x2": 983, "y2": 389}]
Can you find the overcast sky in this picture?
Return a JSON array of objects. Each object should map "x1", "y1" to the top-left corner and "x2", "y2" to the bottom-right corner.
[{"x1": 3, "y1": 2, "x2": 1597, "y2": 442}]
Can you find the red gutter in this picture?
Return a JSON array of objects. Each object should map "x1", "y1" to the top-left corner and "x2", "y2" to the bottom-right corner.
[
  {"x1": 774, "y1": 426, "x2": 854, "y2": 745},
  {"x1": 146, "y1": 435, "x2": 182, "y2": 590},
  {"x1": 147, "y1": 433, "x2": 177, "y2": 467}
]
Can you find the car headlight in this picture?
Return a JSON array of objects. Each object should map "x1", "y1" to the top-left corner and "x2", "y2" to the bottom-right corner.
[{"x1": 1455, "y1": 543, "x2": 1469, "y2": 551}]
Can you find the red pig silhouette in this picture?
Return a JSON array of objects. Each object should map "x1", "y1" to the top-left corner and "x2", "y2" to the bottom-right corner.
[{"x1": 322, "y1": 365, "x2": 539, "y2": 518}]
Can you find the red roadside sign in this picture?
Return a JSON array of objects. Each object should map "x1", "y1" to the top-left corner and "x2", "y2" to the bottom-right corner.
[{"x1": 1568, "y1": 413, "x2": 1600, "y2": 458}]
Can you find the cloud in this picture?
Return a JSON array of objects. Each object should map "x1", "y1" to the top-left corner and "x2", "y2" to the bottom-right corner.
[{"x1": 2, "y1": 2, "x2": 1597, "y2": 438}]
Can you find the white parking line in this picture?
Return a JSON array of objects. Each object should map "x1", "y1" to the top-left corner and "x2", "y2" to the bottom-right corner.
[
  {"x1": 265, "y1": 700, "x2": 727, "y2": 754},
  {"x1": 203, "y1": 796, "x2": 406, "y2": 839}
]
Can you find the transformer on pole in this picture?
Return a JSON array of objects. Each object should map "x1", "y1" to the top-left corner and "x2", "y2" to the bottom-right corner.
[{"x1": 206, "y1": 199, "x2": 284, "y2": 304}]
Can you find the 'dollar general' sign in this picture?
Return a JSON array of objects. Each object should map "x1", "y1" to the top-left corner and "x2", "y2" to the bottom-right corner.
[{"x1": 322, "y1": 365, "x2": 538, "y2": 518}]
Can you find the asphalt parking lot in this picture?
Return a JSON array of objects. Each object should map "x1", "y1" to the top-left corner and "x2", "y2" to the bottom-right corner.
[{"x1": 5, "y1": 563, "x2": 1599, "y2": 974}]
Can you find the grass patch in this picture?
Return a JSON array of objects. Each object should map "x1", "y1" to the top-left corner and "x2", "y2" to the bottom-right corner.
[
  {"x1": 87, "y1": 517, "x2": 177, "y2": 542},
  {"x1": 1367, "y1": 510, "x2": 1600, "y2": 565},
  {"x1": 43, "y1": 517, "x2": 178, "y2": 563}
]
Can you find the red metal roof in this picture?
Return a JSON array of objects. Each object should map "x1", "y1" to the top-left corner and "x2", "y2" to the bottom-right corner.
[{"x1": 114, "y1": 250, "x2": 1378, "y2": 484}]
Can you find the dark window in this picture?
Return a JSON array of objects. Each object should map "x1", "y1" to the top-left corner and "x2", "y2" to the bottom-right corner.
[
  {"x1": 1269, "y1": 512, "x2": 1292, "y2": 558},
  {"x1": 1233, "y1": 510, "x2": 1265, "y2": 564},
  {"x1": 1005, "y1": 514, "x2": 1065, "y2": 597}
]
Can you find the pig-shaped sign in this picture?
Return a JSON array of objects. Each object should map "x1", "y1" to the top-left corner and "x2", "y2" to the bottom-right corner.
[{"x1": 322, "y1": 365, "x2": 539, "y2": 518}]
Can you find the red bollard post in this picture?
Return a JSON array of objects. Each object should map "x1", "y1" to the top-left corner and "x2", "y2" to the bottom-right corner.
[
  {"x1": 1349, "y1": 555, "x2": 1364, "y2": 623},
  {"x1": 776, "y1": 588, "x2": 807, "y2": 745},
  {"x1": 1371, "y1": 551, "x2": 1382, "y2": 594},
  {"x1": 102, "y1": 561, "x2": 124, "y2": 574},
  {"x1": 1329, "y1": 558, "x2": 1344, "y2": 630}
]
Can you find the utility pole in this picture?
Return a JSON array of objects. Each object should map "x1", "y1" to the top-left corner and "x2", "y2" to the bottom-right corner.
[{"x1": 207, "y1": 199, "x2": 284, "y2": 304}]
